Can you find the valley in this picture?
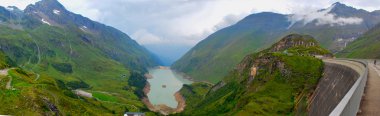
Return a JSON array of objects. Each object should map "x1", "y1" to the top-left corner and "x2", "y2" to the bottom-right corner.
[{"x1": 1, "y1": 0, "x2": 380, "y2": 116}]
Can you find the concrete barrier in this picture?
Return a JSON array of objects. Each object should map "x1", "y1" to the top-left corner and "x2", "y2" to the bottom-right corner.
[
  {"x1": 309, "y1": 61, "x2": 359, "y2": 116},
  {"x1": 329, "y1": 60, "x2": 368, "y2": 116}
]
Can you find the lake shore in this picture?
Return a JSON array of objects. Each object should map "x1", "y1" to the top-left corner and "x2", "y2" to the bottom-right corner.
[
  {"x1": 142, "y1": 70, "x2": 187, "y2": 115},
  {"x1": 171, "y1": 69, "x2": 215, "y2": 86}
]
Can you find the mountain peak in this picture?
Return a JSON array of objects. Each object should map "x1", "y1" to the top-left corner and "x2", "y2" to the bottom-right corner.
[
  {"x1": 23, "y1": 0, "x2": 70, "y2": 26},
  {"x1": 332, "y1": 2, "x2": 346, "y2": 7},
  {"x1": 330, "y1": 2, "x2": 353, "y2": 10},
  {"x1": 25, "y1": 0, "x2": 66, "y2": 13},
  {"x1": 327, "y1": 2, "x2": 369, "y2": 16},
  {"x1": 35, "y1": 0, "x2": 63, "y2": 8}
]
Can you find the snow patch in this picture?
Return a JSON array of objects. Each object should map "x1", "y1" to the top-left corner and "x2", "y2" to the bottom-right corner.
[
  {"x1": 41, "y1": 19, "x2": 51, "y2": 25},
  {"x1": 5, "y1": 7, "x2": 14, "y2": 11},
  {"x1": 79, "y1": 26, "x2": 88, "y2": 31},
  {"x1": 53, "y1": 9, "x2": 61, "y2": 15}
]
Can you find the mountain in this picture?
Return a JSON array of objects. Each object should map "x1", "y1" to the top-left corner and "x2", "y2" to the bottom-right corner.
[
  {"x1": 337, "y1": 23, "x2": 380, "y2": 58},
  {"x1": 0, "y1": 0, "x2": 159, "y2": 115},
  {"x1": 0, "y1": 55, "x2": 115, "y2": 115},
  {"x1": 172, "y1": 12, "x2": 291, "y2": 83},
  {"x1": 177, "y1": 34, "x2": 331, "y2": 115},
  {"x1": 172, "y1": 2, "x2": 380, "y2": 83}
]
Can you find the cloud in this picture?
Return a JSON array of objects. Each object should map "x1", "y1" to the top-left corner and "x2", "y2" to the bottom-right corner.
[
  {"x1": 315, "y1": 14, "x2": 363, "y2": 26},
  {"x1": 132, "y1": 29, "x2": 162, "y2": 45},
  {"x1": 213, "y1": 14, "x2": 244, "y2": 31},
  {"x1": 0, "y1": 0, "x2": 39, "y2": 9},
  {"x1": 288, "y1": 4, "x2": 363, "y2": 27},
  {"x1": 1, "y1": 0, "x2": 376, "y2": 46}
]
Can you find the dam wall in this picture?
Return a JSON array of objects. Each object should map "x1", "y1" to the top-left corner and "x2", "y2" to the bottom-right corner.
[{"x1": 308, "y1": 60, "x2": 367, "y2": 116}]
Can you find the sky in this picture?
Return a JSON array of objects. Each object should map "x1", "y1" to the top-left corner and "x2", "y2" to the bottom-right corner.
[{"x1": 0, "y1": 0, "x2": 379, "y2": 65}]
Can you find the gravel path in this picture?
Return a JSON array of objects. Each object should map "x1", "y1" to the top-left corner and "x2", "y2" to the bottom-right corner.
[
  {"x1": 6, "y1": 76, "x2": 12, "y2": 90},
  {"x1": 0, "y1": 69, "x2": 9, "y2": 76},
  {"x1": 358, "y1": 61, "x2": 380, "y2": 115}
]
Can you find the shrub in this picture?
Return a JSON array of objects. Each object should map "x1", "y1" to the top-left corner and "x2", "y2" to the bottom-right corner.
[
  {"x1": 51, "y1": 62, "x2": 73, "y2": 73},
  {"x1": 66, "y1": 81, "x2": 90, "y2": 89}
]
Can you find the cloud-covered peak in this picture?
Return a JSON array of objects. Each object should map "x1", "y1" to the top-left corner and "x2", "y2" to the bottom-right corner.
[{"x1": 288, "y1": 2, "x2": 364, "y2": 28}]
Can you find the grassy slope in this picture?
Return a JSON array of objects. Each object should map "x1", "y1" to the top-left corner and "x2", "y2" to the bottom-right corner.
[
  {"x1": 0, "y1": 52, "x2": 9, "y2": 69},
  {"x1": 1, "y1": 1, "x2": 158, "y2": 114},
  {"x1": 337, "y1": 24, "x2": 380, "y2": 58},
  {"x1": 172, "y1": 13, "x2": 290, "y2": 83},
  {"x1": 178, "y1": 82, "x2": 213, "y2": 110},
  {"x1": 172, "y1": 5, "x2": 379, "y2": 84},
  {"x1": 0, "y1": 51, "x2": 157, "y2": 115},
  {"x1": 178, "y1": 54, "x2": 324, "y2": 116},
  {"x1": 0, "y1": 59, "x2": 118, "y2": 115},
  {"x1": 0, "y1": 25, "x2": 155, "y2": 114},
  {"x1": 176, "y1": 35, "x2": 328, "y2": 115}
]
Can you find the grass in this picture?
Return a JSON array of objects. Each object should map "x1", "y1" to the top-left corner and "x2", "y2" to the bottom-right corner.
[
  {"x1": 176, "y1": 35, "x2": 326, "y2": 115},
  {"x1": 0, "y1": 24, "x2": 157, "y2": 115},
  {"x1": 92, "y1": 91, "x2": 118, "y2": 102},
  {"x1": 337, "y1": 24, "x2": 380, "y2": 58},
  {"x1": 178, "y1": 53, "x2": 324, "y2": 115}
]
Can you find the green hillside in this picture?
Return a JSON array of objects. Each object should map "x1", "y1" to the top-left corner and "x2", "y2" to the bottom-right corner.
[
  {"x1": 172, "y1": 3, "x2": 380, "y2": 83},
  {"x1": 337, "y1": 24, "x2": 380, "y2": 58},
  {"x1": 172, "y1": 12, "x2": 290, "y2": 83},
  {"x1": 0, "y1": 52, "x2": 157, "y2": 115},
  {"x1": 0, "y1": 0, "x2": 159, "y2": 115},
  {"x1": 176, "y1": 34, "x2": 331, "y2": 115}
]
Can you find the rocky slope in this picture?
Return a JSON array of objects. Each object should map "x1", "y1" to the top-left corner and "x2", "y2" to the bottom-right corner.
[
  {"x1": 337, "y1": 23, "x2": 380, "y2": 58},
  {"x1": 172, "y1": 2, "x2": 380, "y2": 83},
  {"x1": 176, "y1": 34, "x2": 331, "y2": 115}
]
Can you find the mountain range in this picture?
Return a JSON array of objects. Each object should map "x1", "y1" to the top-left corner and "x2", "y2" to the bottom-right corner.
[
  {"x1": 172, "y1": 2, "x2": 380, "y2": 83},
  {"x1": 0, "y1": 0, "x2": 159, "y2": 115},
  {"x1": 1, "y1": 0, "x2": 380, "y2": 115}
]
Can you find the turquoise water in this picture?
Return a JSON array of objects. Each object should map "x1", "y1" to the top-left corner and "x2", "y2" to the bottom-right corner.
[{"x1": 147, "y1": 68, "x2": 193, "y2": 108}]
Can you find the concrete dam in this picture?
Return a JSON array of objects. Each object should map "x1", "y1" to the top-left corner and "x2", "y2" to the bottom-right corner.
[{"x1": 308, "y1": 59, "x2": 380, "y2": 116}]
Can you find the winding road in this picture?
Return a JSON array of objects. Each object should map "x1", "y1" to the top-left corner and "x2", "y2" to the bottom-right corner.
[{"x1": 0, "y1": 68, "x2": 12, "y2": 89}]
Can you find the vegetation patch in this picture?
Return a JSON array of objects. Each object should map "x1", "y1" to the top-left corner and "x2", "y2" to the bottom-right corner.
[
  {"x1": 66, "y1": 81, "x2": 90, "y2": 90},
  {"x1": 51, "y1": 62, "x2": 73, "y2": 73},
  {"x1": 93, "y1": 91, "x2": 118, "y2": 102}
]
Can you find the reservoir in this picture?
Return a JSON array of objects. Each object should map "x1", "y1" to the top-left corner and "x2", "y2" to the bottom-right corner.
[{"x1": 147, "y1": 67, "x2": 193, "y2": 108}]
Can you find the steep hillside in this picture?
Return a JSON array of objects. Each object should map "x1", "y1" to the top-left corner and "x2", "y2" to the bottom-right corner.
[
  {"x1": 0, "y1": 52, "x2": 156, "y2": 115},
  {"x1": 0, "y1": 51, "x2": 15, "y2": 69},
  {"x1": 0, "y1": 0, "x2": 159, "y2": 115},
  {"x1": 172, "y1": 2, "x2": 380, "y2": 83},
  {"x1": 337, "y1": 23, "x2": 380, "y2": 58},
  {"x1": 176, "y1": 34, "x2": 331, "y2": 115},
  {"x1": 172, "y1": 12, "x2": 290, "y2": 83}
]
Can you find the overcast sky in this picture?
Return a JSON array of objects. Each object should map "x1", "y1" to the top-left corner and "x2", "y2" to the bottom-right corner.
[{"x1": 0, "y1": 0, "x2": 379, "y2": 64}]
